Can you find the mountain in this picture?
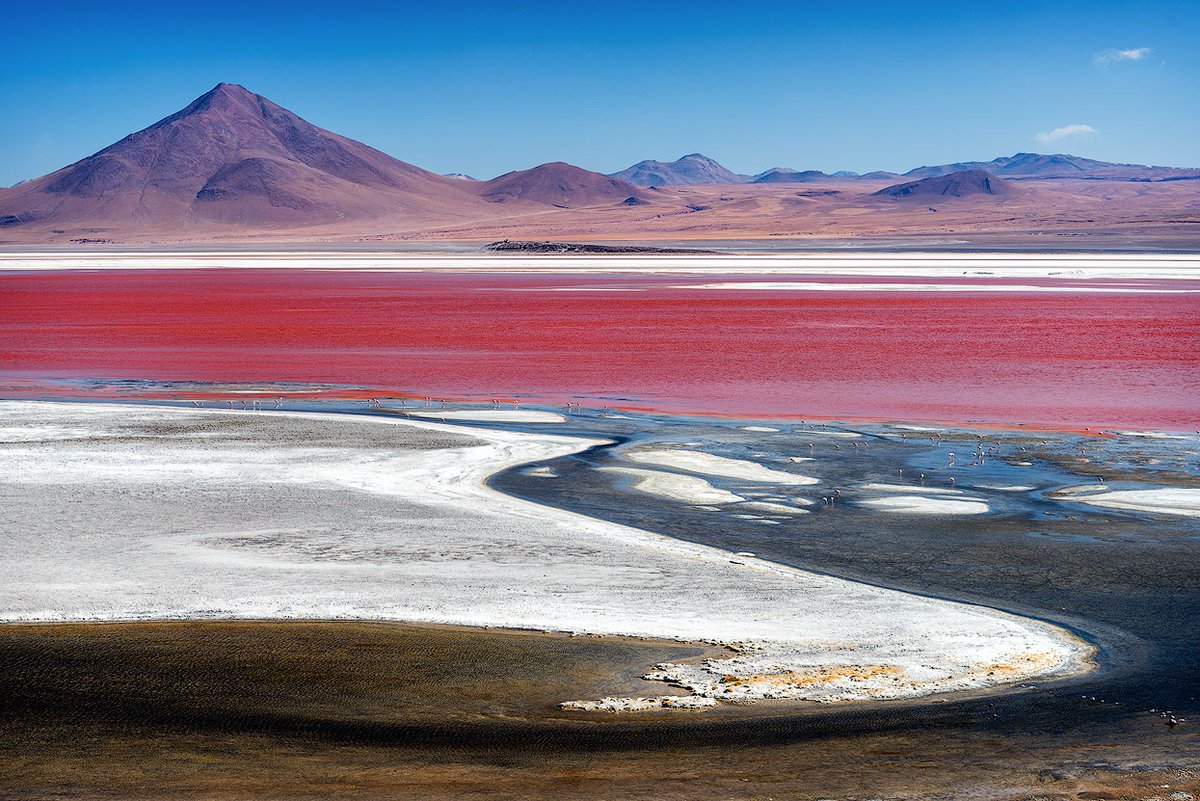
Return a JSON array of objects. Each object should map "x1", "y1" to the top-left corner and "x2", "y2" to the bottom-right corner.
[
  {"x1": 903, "y1": 152, "x2": 1200, "y2": 180},
  {"x1": 610, "y1": 153, "x2": 747, "y2": 186},
  {"x1": 478, "y1": 162, "x2": 647, "y2": 207},
  {"x1": 752, "y1": 168, "x2": 834, "y2": 183},
  {"x1": 0, "y1": 83, "x2": 489, "y2": 232},
  {"x1": 443, "y1": 172, "x2": 479, "y2": 181},
  {"x1": 874, "y1": 170, "x2": 1013, "y2": 199}
]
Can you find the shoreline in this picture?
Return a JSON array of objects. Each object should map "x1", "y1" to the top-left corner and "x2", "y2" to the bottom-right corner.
[
  {"x1": 0, "y1": 616, "x2": 1105, "y2": 724},
  {"x1": 1, "y1": 250, "x2": 1199, "y2": 279},
  {"x1": 5, "y1": 379, "x2": 1195, "y2": 436},
  {"x1": 0, "y1": 400, "x2": 1097, "y2": 710}
]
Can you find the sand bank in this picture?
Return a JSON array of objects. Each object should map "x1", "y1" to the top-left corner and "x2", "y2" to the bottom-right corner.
[
  {"x1": 404, "y1": 409, "x2": 568, "y2": 423},
  {"x1": 736, "y1": 501, "x2": 811, "y2": 516},
  {"x1": 600, "y1": 466, "x2": 745, "y2": 505},
  {"x1": 0, "y1": 401, "x2": 1089, "y2": 707},
  {"x1": 856, "y1": 496, "x2": 991, "y2": 515},
  {"x1": 802, "y1": 430, "x2": 862, "y2": 438},
  {"x1": 624, "y1": 448, "x2": 818, "y2": 485},
  {"x1": 1056, "y1": 486, "x2": 1200, "y2": 518},
  {"x1": 859, "y1": 482, "x2": 963, "y2": 495}
]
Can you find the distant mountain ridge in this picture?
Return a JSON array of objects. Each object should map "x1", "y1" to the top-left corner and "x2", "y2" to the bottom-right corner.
[
  {"x1": 903, "y1": 152, "x2": 1200, "y2": 180},
  {"x1": 1, "y1": 83, "x2": 1196, "y2": 242},
  {"x1": 610, "y1": 151, "x2": 1199, "y2": 185},
  {"x1": 610, "y1": 154, "x2": 748, "y2": 186}
]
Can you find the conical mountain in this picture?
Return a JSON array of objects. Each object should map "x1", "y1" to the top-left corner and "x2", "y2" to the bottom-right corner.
[{"x1": 0, "y1": 83, "x2": 487, "y2": 232}]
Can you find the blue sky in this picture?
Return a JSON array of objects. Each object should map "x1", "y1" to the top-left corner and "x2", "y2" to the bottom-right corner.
[{"x1": 1, "y1": 1, "x2": 1197, "y2": 185}]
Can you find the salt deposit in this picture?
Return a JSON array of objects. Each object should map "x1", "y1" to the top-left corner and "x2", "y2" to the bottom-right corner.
[
  {"x1": 860, "y1": 483, "x2": 964, "y2": 496},
  {"x1": 3, "y1": 252, "x2": 1197, "y2": 282},
  {"x1": 857, "y1": 496, "x2": 990, "y2": 515},
  {"x1": 624, "y1": 448, "x2": 818, "y2": 485},
  {"x1": 736, "y1": 501, "x2": 811, "y2": 515},
  {"x1": 600, "y1": 466, "x2": 745, "y2": 505},
  {"x1": 404, "y1": 409, "x2": 567, "y2": 423},
  {"x1": 1057, "y1": 486, "x2": 1200, "y2": 518},
  {"x1": 0, "y1": 401, "x2": 1088, "y2": 710}
]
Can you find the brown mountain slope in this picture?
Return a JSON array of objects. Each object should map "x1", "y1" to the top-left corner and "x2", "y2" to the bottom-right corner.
[
  {"x1": 0, "y1": 83, "x2": 491, "y2": 232},
  {"x1": 479, "y1": 163, "x2": 648, "y2": 207}
]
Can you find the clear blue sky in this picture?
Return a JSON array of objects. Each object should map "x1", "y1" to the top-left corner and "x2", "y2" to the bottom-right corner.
[{"x1": 1, "y1": 0, "x2": 1197, "y2": 186}]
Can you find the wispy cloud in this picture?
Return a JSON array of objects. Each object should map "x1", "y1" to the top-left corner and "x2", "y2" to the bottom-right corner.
[
  {"x1": 1035, "y1": 124, "x2": 1097, "y2": 145},
  {"x1": 1093, "y1": 47, "x2": 1152, "y2": 65}
]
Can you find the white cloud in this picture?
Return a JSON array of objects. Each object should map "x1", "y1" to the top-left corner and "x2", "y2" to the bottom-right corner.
[
  {"x1": 1035, "y1": 124, "x2": 1097, "y2": 145},
  {"x1": 1094, "y1": 47, "x2": 1152, "y2": 65}
]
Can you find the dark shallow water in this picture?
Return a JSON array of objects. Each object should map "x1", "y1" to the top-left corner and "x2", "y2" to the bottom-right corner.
[{"x1": 489, "y1": 410, "x2": 1200, "y2": 755}]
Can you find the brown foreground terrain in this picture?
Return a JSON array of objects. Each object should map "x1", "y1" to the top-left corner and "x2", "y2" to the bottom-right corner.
[{"x1": 2, "y1": 622, "x2": 1196, "y2": 801}]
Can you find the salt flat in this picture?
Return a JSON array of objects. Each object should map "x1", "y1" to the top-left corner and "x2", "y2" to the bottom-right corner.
[
  {"x1": 1, "y1": 251, "x2": 1198, "y2": 281},
  {"x1": 0, "y1": 401, "x2": 1090, "y2": 708}
]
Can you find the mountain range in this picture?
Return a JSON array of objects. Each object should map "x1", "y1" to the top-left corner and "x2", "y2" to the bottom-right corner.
[
  {"x1": 608, "y1": 152, "x2": 1197, "y2": 185},
  {"x1": 900, "y1": 152, "x2": 1200, "y2": 180},
  {"x1": 0, "y1": 83, "x2": 1196, "y2": 244},
  {"x1": 0, "y1": 84, "x2": 646, "y2": 234}
]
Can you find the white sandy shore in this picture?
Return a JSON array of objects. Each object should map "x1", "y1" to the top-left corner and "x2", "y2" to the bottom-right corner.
[
  {"x1": 403, "y1": 409, "x2": 568, "y2": 423},
  {"x1": 856, "y1": 496, "x2": 991, "y2": 515},
  {"x1": 972, "y1": 484, "x2": 1036, "y2": 492},
  {"x1": 1056, "y1": 486, "x2": 1200, "y2": 518},
  {"x1": 1, "y1": 252, "x2": 1198, "y2": 281},
  {"x1": 1116, "y1": 431, "x2": 1198, "y2": 441},
  {"x1": 600, "y1": 465, "x2": 745, "y2": 505},
  {"x1": 859, "y1": 482, "x2": 963, "y2": 495},
  {"x1": 625, "y1": 448, "x2": 818, "y2": 485},
  {"x1": 736, "y1": 501, "x2": 811, "y2": 516},
  {"x1": 0, "y1": 401, "x2": 1090, "y2": 709}
]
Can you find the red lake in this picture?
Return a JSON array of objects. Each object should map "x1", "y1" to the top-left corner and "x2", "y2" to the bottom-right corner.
[{"x1": 2, "y1": 269, "x2": 1197, "y2": 430}]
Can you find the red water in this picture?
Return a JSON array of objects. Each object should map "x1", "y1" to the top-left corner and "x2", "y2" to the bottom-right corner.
[{"x1": 2, "y1": 270, "x2": 1198, "y2": 430}]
